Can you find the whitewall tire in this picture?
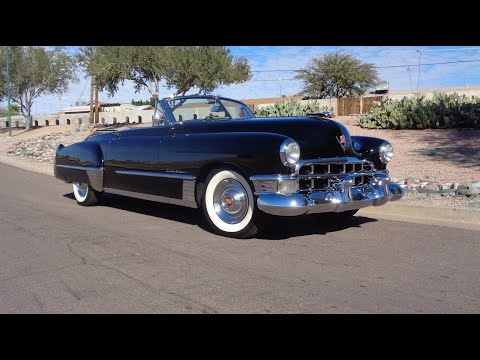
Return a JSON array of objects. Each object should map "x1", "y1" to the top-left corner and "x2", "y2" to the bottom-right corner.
[
  {"x1": 202, "y1": 169, "x2": 261, "y2": 238},
  {"x1": 72, "y1": 182, "x2": 101, "y2": 206}
]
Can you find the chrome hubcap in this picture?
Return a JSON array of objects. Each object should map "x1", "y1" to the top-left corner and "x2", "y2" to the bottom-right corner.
[
  {"x1": 74, "y1": 182, "x2": 88, "y2": 198},
  {"x1": 213, "y1": 179, "x2": 248, "y2": 224}
]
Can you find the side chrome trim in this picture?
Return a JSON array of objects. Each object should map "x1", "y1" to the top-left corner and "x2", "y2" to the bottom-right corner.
[
  {"x1": 55, "y1": 164, "x2": 103, "y2": 171},
  {"x1": 104, "y1": 185, "x2": 198, "y2": 209},
  {"x1": 115, "y1": 170, "x2": 196, "y2": 181},
  {"x1": 55, "y1": 164, "x2": 104, "y2": 191},
  {"x1": 250, "y1": 175, "x2": 296, "y2": 182}
]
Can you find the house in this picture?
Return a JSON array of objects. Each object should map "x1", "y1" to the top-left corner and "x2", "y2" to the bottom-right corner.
[
  {"x1": 137, "y1": 105, "x2": 154, "y2": 110},
  {"x1": 99, "y1": 103, "x2": 137, "y2": 113}
]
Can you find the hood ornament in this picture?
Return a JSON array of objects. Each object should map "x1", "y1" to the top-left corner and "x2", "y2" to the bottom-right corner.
[{"x1": 336, "y1": 134, "x2": 347, "y2": 152}]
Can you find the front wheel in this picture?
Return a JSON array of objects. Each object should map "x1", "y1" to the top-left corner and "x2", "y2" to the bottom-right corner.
[
  {"x1": 202, "y1": 169, "x2": 261, "y2": 238},
  {"x1": 72, "y1": 182, "x2": 101, "y2": 206}
]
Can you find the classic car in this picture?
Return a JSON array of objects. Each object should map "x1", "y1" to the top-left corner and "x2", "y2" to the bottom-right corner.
[{"x1": 54, "y1": 95, "x2": 404, "y2": 238}]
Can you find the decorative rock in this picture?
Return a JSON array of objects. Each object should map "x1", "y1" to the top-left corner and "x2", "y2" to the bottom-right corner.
[
  {"x1": 472, "y1": 182, "x2": 480, "y2": 190},
  {"x1": 452, "y1": 182, "x2": 460, "y2": 190},
  {"x1": 456, "y1": 187, "x2": 480, "y2": 198},
  {"x1": 440, "y1": 190, "x2": 456, "y2": 197},
  {"x1": 419, "y1": 182, "x2": 428, "y2": 188},
  {"x1": 438, "y1": 184, "x2": 451, "y2": 191}
]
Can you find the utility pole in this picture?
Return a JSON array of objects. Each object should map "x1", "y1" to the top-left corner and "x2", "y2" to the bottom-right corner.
[
  {"x1": 89, "y1": 75, "x2": 94, "y2": 124},
  {"x1": 6, "y1": 46, "x2": 12, "y2": 137},
  {"x1": 416, "y1": 50, "x2": 422, "y2": 93},
  {"x1": 94, "y1": 81, "x2": 99, "y2": 124}
]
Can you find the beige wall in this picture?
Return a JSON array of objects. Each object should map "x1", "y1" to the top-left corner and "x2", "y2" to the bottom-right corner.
[{"x1": 0, "y1": 110, "x2": 154, "y2": 128}]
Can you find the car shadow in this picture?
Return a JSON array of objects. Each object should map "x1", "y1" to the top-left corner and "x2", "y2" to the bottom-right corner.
[
  {"x1": 63, "y1": 192, "x2": 200, "y2": 226},
  {"x1": 257, "y1": 214, "x2": 377, "y2": 240},
  {"x1": 63, "y1": 192, "x2": 377, "y2": 239}
]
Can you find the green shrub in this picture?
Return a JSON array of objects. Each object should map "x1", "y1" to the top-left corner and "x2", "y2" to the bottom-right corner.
[
  {"x1": 254, "y1": 100, "x2": 330, "y2": 117},
  {"x1": 359, "y1": 92, "x2": 480, "y2": 129}
]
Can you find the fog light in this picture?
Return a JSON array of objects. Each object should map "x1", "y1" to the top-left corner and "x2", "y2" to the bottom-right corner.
[{"x1": 278, "y1": 180, "x2": 299, "y2": 194}]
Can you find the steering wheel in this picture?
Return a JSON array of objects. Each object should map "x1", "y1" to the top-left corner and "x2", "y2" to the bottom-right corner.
[{"x1": 203, "y1": 113, "x2": 219, "y2": 119}]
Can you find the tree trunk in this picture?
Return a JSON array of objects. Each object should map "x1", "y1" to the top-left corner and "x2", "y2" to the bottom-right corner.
[
  {"x1": 23, "y1": 94, "x2": 32, "y2": 131},
  {"x1": 89, "y1": 76, "x2": 94, "y2": 124}
]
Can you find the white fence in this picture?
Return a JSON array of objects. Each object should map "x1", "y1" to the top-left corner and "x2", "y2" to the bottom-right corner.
[{"x1": 0, "y1": 110, "x2": 154, "y2": 128}]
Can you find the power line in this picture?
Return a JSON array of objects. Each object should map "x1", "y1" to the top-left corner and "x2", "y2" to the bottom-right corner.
[
  {"x1": 377, "y1": 59, "x2": 480, "y2": 69},
  {"x1": 75, "y1": 76, "x2": 89, "y2": 105},
  {"x1": 249, "y1": 78, "x2": 296, "y2": 82},
  {"x1": 250, "y1": 58, "x2": 480, "y2": 74}
]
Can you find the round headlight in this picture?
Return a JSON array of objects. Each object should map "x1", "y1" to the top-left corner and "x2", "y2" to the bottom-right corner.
[
  {"x1": 280, "y1": 139, "x2": 301, "y2": 166},
  {"x1": 379, "y1": 141, "x2": 394, "y2": 163}
]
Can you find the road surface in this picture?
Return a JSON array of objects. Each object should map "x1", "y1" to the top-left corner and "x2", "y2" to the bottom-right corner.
[{"x1": 0, "y1": 162, "x2": 478, "y2": 313}]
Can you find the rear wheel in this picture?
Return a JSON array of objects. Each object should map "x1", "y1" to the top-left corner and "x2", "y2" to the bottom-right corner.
[
  {"x1": 202, "y1": 169, "x2": 261, "y2": 238},
  {"x1": 72, "y1": 182, "x2": 101, "y2": 206}
]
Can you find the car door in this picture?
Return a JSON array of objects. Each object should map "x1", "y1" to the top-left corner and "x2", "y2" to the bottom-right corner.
[{"x1": 103, "y1": 127, "x2": 172, "y2": 196}]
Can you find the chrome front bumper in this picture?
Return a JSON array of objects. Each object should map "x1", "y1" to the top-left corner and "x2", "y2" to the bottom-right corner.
[{"x1": 253, "y1": 173, "x2": 404, "y2": 216}]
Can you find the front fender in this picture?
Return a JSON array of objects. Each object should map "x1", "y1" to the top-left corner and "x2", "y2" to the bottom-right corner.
[
  {"x1": 160, "y1": 132, "x2": 293, "y2": 176},
  {"x1": 351, "y1": 136, "x2": 388, "y2": 170}
]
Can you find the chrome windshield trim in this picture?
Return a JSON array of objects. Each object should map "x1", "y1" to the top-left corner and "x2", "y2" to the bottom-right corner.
[
  {"x1": 55, "y1": 164, "x2": 103, "y2": 171},
  {"x1": 115, "y1": 170, "x2": 196, "y2": 180}
]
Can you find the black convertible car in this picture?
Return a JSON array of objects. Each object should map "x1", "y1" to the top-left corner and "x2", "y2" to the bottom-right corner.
[{"x1": 54, "y1": 95, "x2": 404, "y2": 238}]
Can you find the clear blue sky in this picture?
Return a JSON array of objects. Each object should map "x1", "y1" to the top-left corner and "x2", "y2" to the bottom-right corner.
[{"x1": 6, "y1": 46, "x2": 480, "y2": 115}]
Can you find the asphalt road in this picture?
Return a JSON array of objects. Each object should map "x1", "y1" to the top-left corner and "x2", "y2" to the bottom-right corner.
[{"x1": 0, "y1": 162, "x2": 479, "y2": 313}]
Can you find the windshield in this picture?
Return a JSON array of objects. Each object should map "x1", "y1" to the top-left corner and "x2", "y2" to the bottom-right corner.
[{"x1": 166, "y1": 97, "x2": 254, "y2": 123}]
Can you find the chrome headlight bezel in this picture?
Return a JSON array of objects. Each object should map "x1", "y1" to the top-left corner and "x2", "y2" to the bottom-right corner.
[
  {"x1": 379, "y1": 141, "x2": 394, "y2": 163},
  {"x1": 280, "y1": 139, "x2": 301, "y2": 166}
]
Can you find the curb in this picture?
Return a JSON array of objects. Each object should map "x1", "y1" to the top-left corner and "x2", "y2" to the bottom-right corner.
[
  {"x1": 358, "y1": 202, "x2": 480, "y2": 231},
  {"x1": 0, "y1": 154, "x2": 54, "y2": 176},
  {"x1": 0, "y1": 157, "x2": 479, "y2": 231}
]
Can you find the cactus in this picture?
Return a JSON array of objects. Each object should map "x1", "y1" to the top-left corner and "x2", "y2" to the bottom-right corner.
[
  {"x1": 254, "y1": 100, "x2": 330, "y2": 117},
  {"x1": 359, "y1": 92, "x2": 480, "y2": 129}
]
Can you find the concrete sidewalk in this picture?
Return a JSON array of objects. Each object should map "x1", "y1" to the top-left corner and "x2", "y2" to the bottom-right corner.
[
  {"x1": 359, "y1": 203, "x2": 480, "y2": 231},
  {"x1": 1, "y1": 155, "x2": 479, "y2": 231}
]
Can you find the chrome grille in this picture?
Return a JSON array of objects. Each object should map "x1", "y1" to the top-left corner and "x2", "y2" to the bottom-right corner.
[{"x1": 296, "y1": 157, "x2": 375, "y2": 192}]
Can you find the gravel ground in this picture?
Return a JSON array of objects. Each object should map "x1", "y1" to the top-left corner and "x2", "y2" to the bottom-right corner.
[
  {"x1": 337, "y1": 116, "x2": 480, "y2": 185},
  {"x1": 1, "y1": 119, "x2": 479, "y2": 208}
]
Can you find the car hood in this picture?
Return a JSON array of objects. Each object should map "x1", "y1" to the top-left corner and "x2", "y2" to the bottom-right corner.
[{"x1": 173, "y1": 116, "x2": 356, "y2": 159}]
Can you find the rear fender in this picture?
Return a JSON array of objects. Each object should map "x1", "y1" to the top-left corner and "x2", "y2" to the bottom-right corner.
[{"x1": 54, "y1": 141, "x2": 104, "y2": 191}]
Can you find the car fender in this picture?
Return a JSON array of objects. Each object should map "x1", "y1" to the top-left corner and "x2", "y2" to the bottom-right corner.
[
  {"x1": 351, "y1": 136, "x2": 389, "y2": 170},
  {"x1": 54, "y1": 141, "x2": 104, "y2": 191},
  {"x1": 160, "y1": 132, "x2": 294, "y2": 177}
]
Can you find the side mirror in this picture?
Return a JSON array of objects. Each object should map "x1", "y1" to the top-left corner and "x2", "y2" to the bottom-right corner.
[
  {"x1": 153, "y1": 111, "x2": 166, "y2": 126},
  {"x1": 210, "y1": 105, "x2": 222, "y2": 113}
]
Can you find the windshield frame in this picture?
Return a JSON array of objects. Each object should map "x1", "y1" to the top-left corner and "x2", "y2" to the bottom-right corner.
[{"x1": 156, "y1": 95, "x2": 255, "y2": 126}]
